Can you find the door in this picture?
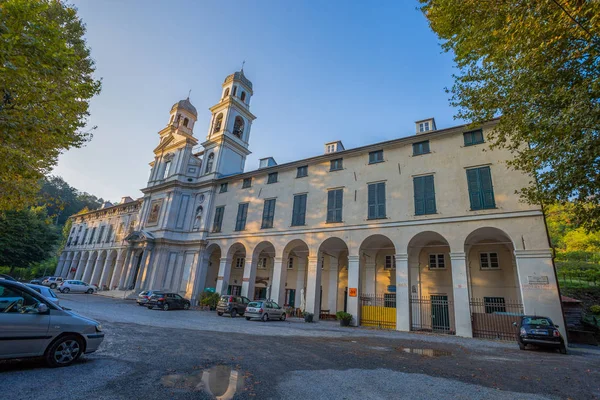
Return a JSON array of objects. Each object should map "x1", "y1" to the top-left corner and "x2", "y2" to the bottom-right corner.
[
  {"x1": 76, "y1": 282, "x2": 86, "y2": 293},
  {"x1": 255, "y1": 287, "x2": 267, "y2": 300},
  {"x1": 271, "y1": 301, "x2": 283, "y2": 318},
  {"x1": 431, "y1": 295, "x2": 450, "y2": 333},
  {"x1": 285, "y1": 289, "x2": 295, "y2": 307},
  {"x1": 239, "y1": 297, "x2": 250, "y2": 313},
  {"x1": 174, "y1": 294, "x2": 184, "y2": 309},
  {"x1": 0, "y1": 283, "x2": 51, "y2": 358}
]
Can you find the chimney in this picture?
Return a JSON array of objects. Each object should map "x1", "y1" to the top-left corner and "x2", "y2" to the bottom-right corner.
[
  {"x1": 100, "y1": 201, "x2": 113, "y2": 209},
  {"x1": 120, "y1": 196, "x2": 134, "y2": 204},
  {"x1": 415, "y1": 118, "x2": 436, "y2": 134},
  {"x1": 259, "y1": 157, "x2": 277, "y2": 169},
  {"x1": 325, "y1": 141, "x2": 345, "y2": 154}
]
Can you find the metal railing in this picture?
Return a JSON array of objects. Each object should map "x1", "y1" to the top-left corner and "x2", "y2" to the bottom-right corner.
[
  {"x1": 360, "y1": 293, "x2": 396, "y2": 330},
  {"x1": 470, "y1": 298, "x2": 523, "y2": 341},
  {"x1": 410, "y1": 295, "x2": 455, "y2": 335}
]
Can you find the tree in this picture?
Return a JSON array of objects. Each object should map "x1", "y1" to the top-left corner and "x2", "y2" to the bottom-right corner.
[
  {"x1": 419, "y1": 0, "x2": 600, "y2": 230},
  {"x1": 38, "y1": 176, "x2": 103, "y2": 225},
  {"x1": 0, "y1": 207, "x2": 60, "y2": 273},
  {"x1": 0, "y1": 0, "x2": 101, "y2": 210}
]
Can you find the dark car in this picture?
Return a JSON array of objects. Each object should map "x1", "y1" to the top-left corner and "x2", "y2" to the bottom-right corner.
[
  {"x1": 137, "y1": 290, "x2": 164, "y2": 306},
  {"x1": 0, "y1": 274, "x2": 16, "y2": 281},
  {"x1": 514, "y1": 315, "x2": 567, "y2": 354},
  {"x1": 146, "y1": 292, "x2": 191, "y2": 311},
  {"x1": 30, "y1": 276, "x2": 49, "y2": 285},
  {"x1": 216, "y1": 295, "x2": 250, "y2": 318}
]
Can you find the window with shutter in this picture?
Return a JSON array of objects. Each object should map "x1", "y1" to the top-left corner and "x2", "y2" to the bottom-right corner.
[
  {"x1": 242, "y1": 178, "x2": 252, "y2": 188},
  {"x1": 291, "y1": 194, "x2": 307, "y2": 226},
  {"x1": 413, "y1": 175, "x2": 436, "y2": 215},
  {"x1": 367, "y1": 182, "x2": 386, "y2": 219},
  {"x1": 368, "y1": 150, "x2": 384, "y2": 164},
  {"x1": 330, "y1": 158, "x2": 343, "y2": 171},
  {"x1": 235, "y1": 203, "x2": 248, "y2": 231},
  {"x1": 412, "y1": 140, "x2": 430, "y2": 156},
  {"x1": 463, "y1": 129, "x2": 484, "y2": 146},
  {"x1": 326, "y1": 189, "x2": 343, "y2": 223},
  {"x1": 296, "y1": 166, "x2": 308, "y2": 178},
  {"x1": 219, "y1": 183, "x2": 228, "y2": 193},
  {"x1": 261, "y1": 199, "x2": 276, "y2": 229},
  {"x1": 212, "y1": 206, "x2": 225, "y2": 232},
  {"x1": 466, "y1": 166, "x2": 496, "y2": 210},
  {"x1": 267, "y1": 172, "x2": 278, "y2": 184}
]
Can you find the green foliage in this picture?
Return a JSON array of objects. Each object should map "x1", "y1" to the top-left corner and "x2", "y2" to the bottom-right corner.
[
  {"x1": 590, "y1": 305, "x2": 600, "y2": 315},
  {"x1": 38, "y1": 176, "x2": 103, "y2": 226},
  {"x1": 336, "y1": 311, "x2": 353, "y2": 322},
  {"x1": 419, "y1": 1, "x2": 600, "y2": 231},
  {"x1": 0, "y1": 207, "x2": 60, "y2": 272},
  {"x1": 0, "y1": 0, "x2": 101, "y2": 210},
  {"x1": 199, "y1": 291, "x2": 220, "y2": 309}
]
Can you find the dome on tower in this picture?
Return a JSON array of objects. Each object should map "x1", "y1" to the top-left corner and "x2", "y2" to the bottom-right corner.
[
  {"x1": 170, "y1": 97, "x2": 197, "y2": 117},
  {"x1": 224, "y1": 70, "x2": 253, "y2": 91}
]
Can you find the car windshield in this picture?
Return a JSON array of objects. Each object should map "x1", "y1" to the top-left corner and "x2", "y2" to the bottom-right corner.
[
  {"x1": 220, "y1": 295, "x2": 232, "y2": 302},
  {"x1": 140, "y1": 291, "x2": 148, "y2": 295},
  {"x1": 523, "y1": 317, "x2": 552, "y2": 326},
  {"x1": 151, "y1": 292, "x2": 164, "y2": 297},
  {"x1": 248, "y1": 302, "x2": 262, "y2": 307}
]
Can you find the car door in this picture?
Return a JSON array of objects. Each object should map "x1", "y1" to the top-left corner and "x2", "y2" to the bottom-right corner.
[
  {"x1": 0, "y1": 282, "x2": 51, "y2": 358},
  {"x1": 171, "y1": 294, "x2": 181, "y2": 309},
  {"x1": 78, "y1": 282, "x2": 88, "y2": 293},
  {"x1": 271, "y1": 301, "x2": 283, "y2": 318},
  {"x1": 240, "y1": 296, "x2": 250, "y2": 313}
]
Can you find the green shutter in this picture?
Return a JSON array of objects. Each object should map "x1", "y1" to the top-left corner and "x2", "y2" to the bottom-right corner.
[
  {"x1": 368, "y1": 184, "x2": 377, "y2": 219},
  {"x1": 262, "y1": 199, "x2": 276, "y2": 228},
  {"x1": 413, "y1": 177, "x2": 425, "y2": 215},
  {"x1": 464, "y1": 132, "x2": 473, "y2": 146},
  {"x1": 235, "y1": 203, "x2": 247, "y2": 231},
  {"x1": 292, "y1": 194, "x2": 306, "y2": 226},
  {"x1": 335, "y1": 189, "x2": 343, "y2": 222},
  {"x1": 327, "y1": 190, "x2": 335, "y2": 222},
  {"x1": 467, "y1": 169, "x2": 482, "y2": 210},
  {"x1": 377, "y1": 182, "x2": 386, "y2": 218},
  {"x1": 213, "y1": 206, "x2": 224, "y2": 232},
  {"x1": 479, "y1": 167, "x2": 495, "y2": 208},
  {"x1": 424, "y1": 175, "x2": 436, "y2": 214}
]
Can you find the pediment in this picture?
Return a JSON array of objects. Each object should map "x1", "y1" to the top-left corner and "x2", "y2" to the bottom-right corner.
[{"x1": 125, "y1": 230, "x2": 155, "y2": 242}]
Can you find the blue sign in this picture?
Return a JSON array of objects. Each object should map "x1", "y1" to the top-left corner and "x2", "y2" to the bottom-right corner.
[
  {"x1": 205, "y1": 287, "x2": 216, "y2": 293},
  {"x1": 387, "y1": 285, "x2": 396, "y2": 293}
]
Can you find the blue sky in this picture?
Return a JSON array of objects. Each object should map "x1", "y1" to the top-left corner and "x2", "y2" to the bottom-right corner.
[{"x1": 54, "y1": 0, "x2": 459, "y2": 201}]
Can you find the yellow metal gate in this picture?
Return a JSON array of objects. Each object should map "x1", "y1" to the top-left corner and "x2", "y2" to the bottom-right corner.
[{"x1": 360, "y1": 293, "x2": 396, "y2": 329}]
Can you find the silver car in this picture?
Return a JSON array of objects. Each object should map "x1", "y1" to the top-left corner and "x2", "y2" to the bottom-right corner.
[
  {"x1": 59, "y1": 280, "x2": 97, "y2": 294},
  {"x1": 26, "y1": 283, "x2": 60, "y2": 305},
  {"x1": 0, "y1": 278, "x2": 104, "y2": 367},
  {"x1": 244, "y1": 300, "x2": 286, "y2": 322},
  {"x1": 41, "y1": 276, "x2": 64, "y2": 289}
]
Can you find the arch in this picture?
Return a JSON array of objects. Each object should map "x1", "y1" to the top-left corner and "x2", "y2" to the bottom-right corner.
[
  {"x1": 282, "y1": 239, "x2": 310, "y2": 259},
  {"x1": 223, "y1": 87, "x2": 230, "y2": 98},
  {"x1": 317, "y1": 237, "x2": 350, "y2": 316},
  {"x1": 205, "y1": 153, "x2": 214, "y2": 173},
  {"x1": 232, "y1": 116, "x2": 244, "y2": 138},
  {"x1": 183, "y1": 117, "x2": 189, "y2": 127},
  {"x1": 249, "y1": 241, "x2": 276, "y2": 300},
  {"x1": 226, "y1": 242, "x2": 247, "y2": 259},
  {"x1": 213, "y1": 113, "x2": 223, "y2": 133},
  {"x1": 202, "y1": 243, "x2": 222, "y2": 295},
  {"x1": 465, "y1": 227, "x2": 515, "y2": 249},
  {"x1": 252, "y1": 240, "x2": 277, "y2": 260},
  {"x1": 281, "y1": 239, "x2": 310, "y2": 310},
  {"x1": 232, "y1": 86, "x2": 237, "y2": 97},
  {"x1": 240, "y1": 91, "x2": 246, "y2": 102}
]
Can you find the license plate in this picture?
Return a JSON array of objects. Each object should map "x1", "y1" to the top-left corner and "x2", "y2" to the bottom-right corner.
[
  {"x1": 248, "y1": 308, "x2": 256, "y2": 312},
  {"x1": 532, "y1": 329, "x2": 548, "y2": 335}
]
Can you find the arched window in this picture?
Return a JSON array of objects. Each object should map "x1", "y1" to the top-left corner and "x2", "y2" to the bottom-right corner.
[
  {"x1": 240, "y1": 92, "x2": 246, "y2": 102},
  {"x1": 232, "y1": 86, "x2": 237, "y2": 96},
  {"x1": 213, "y1": 113, "x2": 223, "y2": 133},
  {"x1": 183, "y1": 117, "x2": 189, "y2": 127},
  {"x1": 205, "y1": 153, "x2": 214, "y2": 173},
  {"x1": 224, "y1": 88, "x2": 230, "y2": 98},
  {"x1": 233, "y1": 116, "x2": 244, "y2": 138}
]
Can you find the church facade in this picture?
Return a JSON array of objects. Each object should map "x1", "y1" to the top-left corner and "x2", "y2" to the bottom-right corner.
[{"x1": 56, "y1": 70, "x2": 564, "y2": 339}]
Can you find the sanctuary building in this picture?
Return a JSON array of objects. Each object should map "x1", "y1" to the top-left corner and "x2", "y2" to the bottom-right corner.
[{"x1": 56, "y1": 70, "x2": 564, "y2": 339}]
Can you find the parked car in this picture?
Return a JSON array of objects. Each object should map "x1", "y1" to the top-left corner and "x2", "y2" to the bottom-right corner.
[
  {"x1": 0, "y1": 278, "x2": 104, "y2": 367},
  {"x1": 0, "y1": 274, "x2": 16, "y2": 281},
  {"x1": 58, "y1": 280, "x2": 97, "y2": 294},
  {"x1": 30, "y1": 276, "x2": 50, "y2": 285},
  {"x1": 245, "y1": 300, "x2": 286, "y2": 322},
  {"x1": 216, "y1": 295, "x2": 251, "y2": 317},
  {"x1": 41, "y1": 277, "x2": 64, "y2": 289},
  {"x1": 26, "y1": 283, "x2": 60, "y2": 305},
  {"x1": 514, "y1": 315, "x2": 567, "y2": 354},
  {"x1": 137, "y1": 290, "x2": 164, "y2": 306},
  {"x1": 146, "y1": 292, "x2": 191, "y2": 311}
]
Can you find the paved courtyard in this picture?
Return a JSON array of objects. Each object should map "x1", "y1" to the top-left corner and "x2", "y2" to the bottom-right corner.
[{"x1": 1, "y1": 293, "x2": 599, "y2": 399}]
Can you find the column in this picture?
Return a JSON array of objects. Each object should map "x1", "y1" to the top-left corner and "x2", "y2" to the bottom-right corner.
[
  {"x1": 81, "y1": 257, "x2": 95, "y2": 282},
  {"x1": 241, "y1": 258, "x2": 258, "y2": 300},
  {"x1": 395, "y1": 253, "x2": 410, "y2": 332},
  {"x1": 70, "y1": 256, "x2": 83, "y2": 279},
  {"x1": 98, "y1": 256, "x2": 114, "y2": 289},
  {"x1": 119, "y1": 250, "x2": 135, "y2": 289},
  {"x1": 270, "y1": 257, "x2": 286, "y2": 305},
  {"x1": 515, "y1": 249, "x2": 567, "y2": 342},
  {"x1": 60, "y1": 256, "x2": 72, "y2": 278},
  {"x1": 91, "y1": 256, "x2": 106, "y2": 286},
  {"x1": 109, "y1": 251, "x2": 128, "y2": 290},
  {"x1": 365, "y1": 261, "x2": 376, "y2": 294},
  {"x1": 294, "y1": 257, "x2": 306, "y2": 310},
  {"x1": 190, "y1": 252, "x2": 209, "y2": 305},
  {"x1": 347, "y1": 255, "x2": 360, "y2": 326},
  {"x1": 134, "y1": 250, "x2": 151, "y2": 290},
  {"x1": 327, "y1": 255, "x2": 338, "y2": 313},
  {"x1": 305, "y1": 256, "x2": 322, "y2": 320},
  {"x1": 55, "y1": 254, "x2": 67, "y2": 276},
  {"x1": 215, "y1": 257, "x2": 231, "y2": 295},
  {"x1": 450, "y1": 252, "x2": 473, "y2": 338},
  {"x1": 138, "y1": 249, "x2": 155, "y2": 290}
]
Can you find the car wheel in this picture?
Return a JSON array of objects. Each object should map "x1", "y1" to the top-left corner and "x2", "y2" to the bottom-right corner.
[
  {"x1": 138, "y1": 303, "x2": 144, "y2": 306},
  {"x1": 147, "y1": 306, "x2": 153, "y2": 310},
  {"x1": 50, "y1": 283, "x2": 57, "y2": 289},
  {"x1": 62, "y1": 288, "x2": 70, "y2": 294},
  {"x1": 261, "y1": 313, "x2": 268, "y2": 322},
  {"x1": 86, "y1": 289, "x2": 94, "y2": 294},
  {"x1": 45, "y1": 335, "x2": 83, "y2": 368},
  {"x1": 217, "y1": 312, "x2": 223, "y2": 316},
  {"x1": 183, "y1": 303, "x2": 190, "y2": 310},
  {"x1": 231, "y1": 309, "x2": 237, "y2": 318},
  {"x1": 245, "y1": 317, "x2": 251, "y2": 321},
  {"x1": 559, "y1": 344, "x2": 568, "y2": 354},
  {"x1": 162, "y1": 303, "x2": 169, "y2": 311},
  {"x1": 518, "y1": 342, "x2": 526, "y2": 350},
  {"x1": 280, "y1": 313, "x2": 287, "y2": 321}
]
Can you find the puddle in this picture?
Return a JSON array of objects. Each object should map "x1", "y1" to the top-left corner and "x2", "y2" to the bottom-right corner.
[
  {"x1": 161, "y1": 365, "x2": 244, "y2": 399},
  {"x1": 398, "y1": 347, "x2": 452, "y2": 357}
]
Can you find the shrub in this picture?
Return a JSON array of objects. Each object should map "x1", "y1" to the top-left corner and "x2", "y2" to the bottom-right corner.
[
  {"x1": 590, "y1": 305, "x2": 600, "y2": 315},
  {"x1": 199, "y1": 291, "x2": 220, "y2": 310},
  {"x1": 336, "y1": 311, "x2": 353, "y2": 322}
]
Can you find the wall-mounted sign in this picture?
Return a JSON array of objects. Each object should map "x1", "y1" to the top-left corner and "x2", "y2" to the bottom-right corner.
[
  {"x1": 349, "y1": 288, "x2": 357, "y2": 297},
  {"x1": 387, "y1": 285, "x2": 396, "y2": 293},
  {"x1": 528, "y1": 276, "x2": 549, "y2": 285}
]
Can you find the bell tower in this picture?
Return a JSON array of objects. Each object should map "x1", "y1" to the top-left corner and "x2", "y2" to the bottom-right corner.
[{"x1": 201, "y1": 69, "x2": 256, "y2": 177}]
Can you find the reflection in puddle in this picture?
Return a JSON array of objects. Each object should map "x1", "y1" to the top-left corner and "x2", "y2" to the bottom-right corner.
[
  {"x1": 161, "y1": 365, "x2": 244, "y2": 399},
  {"x1": 399, "y1": 347, "x2": 452, "y2": 357}
]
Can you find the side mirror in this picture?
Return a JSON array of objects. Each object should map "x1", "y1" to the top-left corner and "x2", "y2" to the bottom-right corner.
[
  {"x1": 512, "y1": 322, "x2": 517, "y2": 327},
  {"x1": 37, "y1": 303, "x2": 49, "y2": 313}
]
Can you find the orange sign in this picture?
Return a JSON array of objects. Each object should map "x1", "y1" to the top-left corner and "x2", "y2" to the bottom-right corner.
[{"x1": 349, "y1": 288, "x2": 357, "y2": 297}]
